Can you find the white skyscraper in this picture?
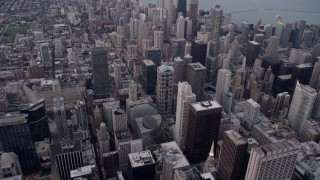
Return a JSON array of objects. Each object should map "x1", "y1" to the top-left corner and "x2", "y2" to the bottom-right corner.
[
  {"x1": 245, "y1": 140, "x2": 300, "y2": 180},
  {"x1": 288, "y1": 82, "x2": 317, "y2": 134},
  {"x1": 114, "y1": 60, "x2": 121, "y2": 91},
  {"x1": 130, "y1": 18, "x2": 140, "y2": 39},
  {"x1": 265, "y1": 36, "x2": 279, "y2": 59},
  {"x1": 112, "y1": 108, "x2": 127, "y2": 132},
  {"x1": 243, "y1": 99, "x2": 260, "y2": 130},
  {"x1": 128, "y1": 81, "x2": 138, "y2": 101},
  {"x1": 215, "y1": 69, "x2": 232, "y2": 103},
  {"x1": 175, "y1": 82, "x2": 196, "y2": 150},
  {"x1": 154, "y1": 30, "x2": 164, "y2": 50},
  {"x1": 176, "y1": 16, "x2": 186, "y2": 39}
]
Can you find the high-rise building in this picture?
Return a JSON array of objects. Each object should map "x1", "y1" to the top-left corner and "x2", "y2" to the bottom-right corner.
[
  {"x1": 206, "y1": 41, "x2": 220, "y2": 83},
  {"x1": 97, "y1": 122, "x2": 110, "y2": 161},
  {"x1": 309, "y1": 60, "x2": 320, "y2": 92},
  {"x1": 112, "y1": 108, "x2": 127, "y2": 132},
  {"x1": 189, "y1": 0, "x2": 199, "y2": 34},
  {"x1": 191, "y1": 40, "x2": 207, "y2": 66},
  {"x1": 187, "y1": 63, "x2": 206, "y2": 101},
  {"x1": 92, "y1": 48, "x2": 109, "y2": 98},
  {"x1": 0, "y1": 152, "x2": 22, "y2": 178},
  {"x1": 154, "y1": 30, "x2": 164, "y2": 50},
  {"x1": 74, "y1": 100, "x2": 88, "y2": 131},
  {"x1": 312, "y1": 92, "x2": 320, "y2": 120},
  {"x1": 130, "y1": 18, "x2": 140, "y2": 39},
  {"x1": 215, "y1": 69, "x2": 232, "y2": 104},
  {"x1": 176, "y1": 16, "x2": 186, "y2": 39},
  {"x1": 175, "y1": 82, "x2": 196, "y2": 150},
  {"x1": 156, "y1": 65, "x2": 174, "y2": 115},
  {"x1": 265, "y1": 36, "x2": 279, "y2": 60},
  {"x1": 145, "y1": 47, "x2": 162, "y2": 67},
  {"x1": 0, "y1": 114, "x2": 39, "y2": 174},
  {"x1": 20, "y1": 99, "x2": 49, "y2": 142},
  {"x1": 211, "y1": 5, "x2": 223, "y2": 42},
  {"x1": 246, "y1": 41, "x2": 260, "y2": 67},
  {"x1": 128, "y1": 81, "x2": 138, "y2": 101},
  {"x1": 292, "y1": 20, "x2": 306, "y2": 48},
  {"x1": 280, "y1": 22, "x2": 293, "y2": 47},
  {"x1": 243, "y1": 99, "x2": 260, "y2": 130},
  {"x1": 288, "y1": 82, "x2": 317, "y2": 134},
  {"x1": 128, "y1": 151, "x2": 155, "y2": 180},
  {"x1": 176, "y1": 0, "x2": 186, "y2": 17},
  {"x1": 274, "y1": 22, "x2": 284, "y2": 39},
  {"x1": 216, "y1": 130, "x2": 248, "y2": 180},
  {"x1": 173, "y1": 57, "x2": 184, "y2": 86},
  {"x1": 53, "y1": 97, "x2": 68, "y2": 141},
  {"x1": 114, "y1": 60, "x2": 122, "y2": 91},
  {"x1": 141, "y1": 59, "x2": 157, "y2": 94},
  {"x1": 245, "y1": 140, "x2": 300, "y2": 180},
  {"x1": 186, "y1": 101, "x2": 223, "y2": 163},
  {"x1": 157, "y1": 0, "x2": 164, "y2": 8},
  {"x1": 167, "y1": 0, "x2": 174, "y2": 32},
  {"x1": 40, "y1": 43, "x2": 51, "y2": 66},
  {"x1": 174, "y1": 166, "x2": 201, "y2": 180}
]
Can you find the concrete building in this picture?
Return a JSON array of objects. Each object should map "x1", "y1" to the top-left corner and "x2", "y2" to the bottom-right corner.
[
  {"x1": 211, "y1": 5, "x2": 223, "y2": 42},
  {"x1": 128, "y1": 151, "x2": 155, "y2": 180},
  {"x1": 215, "y1": 69, "x2": 232, "y2": 104},
  {"x1": 97, "y1": 122, "x2": 110, "y2": 161},
  {"x1": 0, "y1": 152, "x2": 22, "y2": 179},
  {"x1": 245, "y1": 140, "x2": 300, "y2": 180},
  {"x1": 288, "y1": 82, "x2": 317, "y2": 135},
  {"x1": 156, "y1": 65, "x2": 174, "y2": 115},
  {"x1": 175, "y1": 82, "x2": 196, "y2": 150},
  {"x1": 243, "y1": 99, "x2": 260, "y2": 130},
  {"x1": 265, "y1": 36, "x2": 279, "y2": 60},
  {"x1": 53, "y1": 97, "x2": 68, "y2": 141},
  {"x1": 112, "y1": 108, "x2": 127, "y2": 132}
]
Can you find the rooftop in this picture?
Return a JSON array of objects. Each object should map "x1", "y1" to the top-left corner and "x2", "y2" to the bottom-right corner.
[
  {"x1": 70, "y1": 165, "x2": 95, "y2": 178},
  {"x1": 191, "y1": 101, "x2": 222, "y2": 112},
  {"x1": 158, "y1": 65, "x2": 174, "y2": 73},
  {"x1": 128, "y1": 150, "x2": 155, "y2": 168}
]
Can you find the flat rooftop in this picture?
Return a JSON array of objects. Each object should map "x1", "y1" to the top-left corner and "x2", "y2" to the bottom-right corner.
[
  {"x1": 191, "y1": 101, "x2": 222, "y2": 112},
  {"x1": 128, "y1": 150, "x2": 155, "y2": 168}
]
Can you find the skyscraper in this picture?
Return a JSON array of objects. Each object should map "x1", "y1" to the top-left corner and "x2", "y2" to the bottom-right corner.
[
  {"x1": 156, "y1": 65, "x2": 174, "y2": 115},
  {"x1": 211, "y1": 5, "x2": 223, "y2": 42},
  {"x1": 175, "y1": 82, "x2": 196, "y2": 150},
  {"x1": 243, "y1": 99, "x2": 260, "y2": 130},
  {"x1": 97, "y1": 122, "x2": 110, "y2": 161},
  {"x1": 128, "y1": 151, "x2": 155, "y2": 180},
  {"x1": 245, "y1": 140, "x2": 299, "y2": 180},
  {"x1": 74, "y1": 100, "x2": 88, "y2": 131},
  {"x1": 215, "y1": 69, "x2": 232, "y2": 104},
  {"x1": 265, "y1": 36, "x2": 279, "y2": 60},
  {"x1": 216, "y1": 130, "x2": 248, "y2": 180},
  {"x1": 187, "y1": 63, "x2": 206, "y2": 102},
  {"x1": 53, "y1": 97, "x2": 68, "y2": 141},
  {"x1": 145, "y1": 47, "x2": 162, "y2": 67},
  {"x1": 206, "y1": 41, "x2": 220, "y2": 83},
  {"x1": 40, "y1": 43, "x2": 51, "y2": 66},
  {"x1": 114, "y1": 60, "x2": 122, "y2": 91},
  {"x1": 309, "y1": 60, "x2": 320, "y2": 92},
  {"x1": 288, "y1": 82, "x2": 317, "y2": 134},
  {"x1": 189, "y1": 0, "x2": 199, "y2": 24},
  {"x1": 167, "y1": 0, "x2": 174, "y2": 32},
  {"x1": 92, "y1": 48, "x2": 109, "y2": 98},
  {"x1": 130, "y1": 18, "x2": 140, "y2": 39},
  {"x1": 154, "y1": 30, "x2": 164, "y2": 50},
  {"x1": 112, "y1": 108, "x2": 127, "y2": 132},
  {"x1": 141, "y1": 59, "x2": 157, "y2": 94},
  {"x1": 280, "y1": 22, "x2": 293, "y2": 47},
  {"x1": 176, "y1": 0, "x2": 186, "y2": 17},
  {"x1": 128, "y1": 81, "x2": 138, "y2": 101},
  {"x1": 246, "y1": 41, "x2": 260, "y2": 67},
  {"x1": 186, "y1": 101, "x2": 223, "y2": 163},
  {"x1": 176, "y1": 16, "x2": 186, "y2": 39}
]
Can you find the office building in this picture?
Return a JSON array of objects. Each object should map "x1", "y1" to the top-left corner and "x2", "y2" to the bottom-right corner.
[
  {"x1": 265, "y1": 36, "x2": 279, "y2": 60},
  {"x1": 74, "y1": 100, "x2": 88, "y2": 131},
  {"x1": 20, "y1": 99, "x2": 49, "y2": 142},
  {"x1": 176, "y1": 16, "x2": 186, "y2": 39},
  {"x1": 246, "y1": 41, "x2": 260, "y2": 67},
  {"x1": 211, "y1": 5, "x2": 223, "y2": 42},
  {"x1": 92, "y1": 48, "x2": 109, "y2": 98},
  {"x1": 176, "y1": 0, "x2": 186, "y2": 17},
  {"x1": 0, "y1": 152, "x2": 22, "y2": 178},
  {"x1": 189, "y1": 0, "x2": 199, "y2": 34},
  {"x1": 175, "y1": 82, "x2": 196, "y2": 150},
  {"x1": 114, "y1": 60, "x2": 122, "y2": 91},
  {"x1": 191, "y1": 40, "x2": 207, "y2": 66},
  {"x1": 145, "y1": 47, "x2": 162, "y2": 67},
  {"x1": 292, "y1": 20, "x2": 306, "y2": 48},
  {"x1": 173, "y1": 57, "x2": 185, "y2": 89},
  {"x1": 130, "y1": 18, "x2": 140, "y2": 39},
  {"x1": 187, "y1": 63, "x2": 206, "y2": 101},
  {"x1": 167, "y1": 0, "x2": 174, "y2": 32},
  {"x1": 128, "y1": 81, "x2": 138, "y2": 102},
  {"x1": 174, "y1": 166, "x2": 201, "y2": 180},
  {"x1": 128, "y1": 151, "x2": 155, "y2": 180},
  {"x1": 154, "y1": 30, "x2": 164, "y2": 50},
  {"x1": 310, "y1": 60, "x2": 320, "y2": 92},
  {"x1": 0, "y1": 114, "x2": 39, "y2": 174},
  {"x1": 40, "y1": 43, "x2": 51, "y2": 66},
  {"x1": 312, "y1": 93, "x2": 320, "y2": 120},
  {"x1": 53, "y1": 97, "x2": 68, "y2": 141},
  {"x1": 112, "y1": 108, "x2": 127, "y2": 132},
  {"x1": 186, "y1": 101, "x2": 223, "y2": 163},
  {"x1": 97, "y1": 122, "x2": 110, "y2": 161},
  {"x1": 281, "y1": 22, "x2": 293, "y2": 47},
  {"x1": 245, "y1": 140, "x2": 300, "y2": 180},
  {"x1": 141, "y1": 60, "x2": 157, "y2": 94},
  {"x1": 215, "y1": 69, "x2": 232, "y2": 104},
  {"x1": 156, "y1": 65, "x2": 174, "y2": 115},
  {"x1": 243, "y1": 99, "x2": 260, "y2": 130},
  {"x1": 288, "y1": 82, "x2": 317, "y2": 134},
  {"x1": 288, "y1": 63, "x2": 314, "y2": 93},
  {"x1": 216, "y1": 130, "x2": 248, "y2": 180},
  {"x1": 206, "y1": 41, "x2": 220, "y2": 83}
]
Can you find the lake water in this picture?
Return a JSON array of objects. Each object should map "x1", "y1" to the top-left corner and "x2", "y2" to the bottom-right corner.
[{"x1": 141, "y1": 0, "x2": 320, "y2": 25}]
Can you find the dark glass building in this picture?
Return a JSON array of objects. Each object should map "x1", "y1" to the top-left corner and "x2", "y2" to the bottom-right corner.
[
  {"x1": 92, "y1": 47, "x2": 110, "y2": 99},
  {"x1": 145, "y1": 47, "x2": 162, "y2": 67},
  {"x1": 177, "y1": 0, "x2": 187, "y2": 17},
  {"x1": 246, "y1": 41, "x2": 260, "y2": 67},
  {"x1": 0, "y1": 114, "x2": 40, "y2": 174},
  {"x1": 191, "y1": 40, "x2": 207, "y2": 66},
  {"x1": 288, "y1": 63, "x2": 314, "y2": 94},
  {"x1": 186, "y1": 101, "x2": 223, "y2": 163},
  {"x1": 141, "y1": 59, "x2": 157, "y2": 94},
  {"x1": 216, "y1": 130, "x2": 248, "y2": 180},
  {"x1": 20, "y1": 99, "x2": 50, "y2": 142},
  {"x1": 128, "y1": 151, "x2": 155, "y2": 180}
]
